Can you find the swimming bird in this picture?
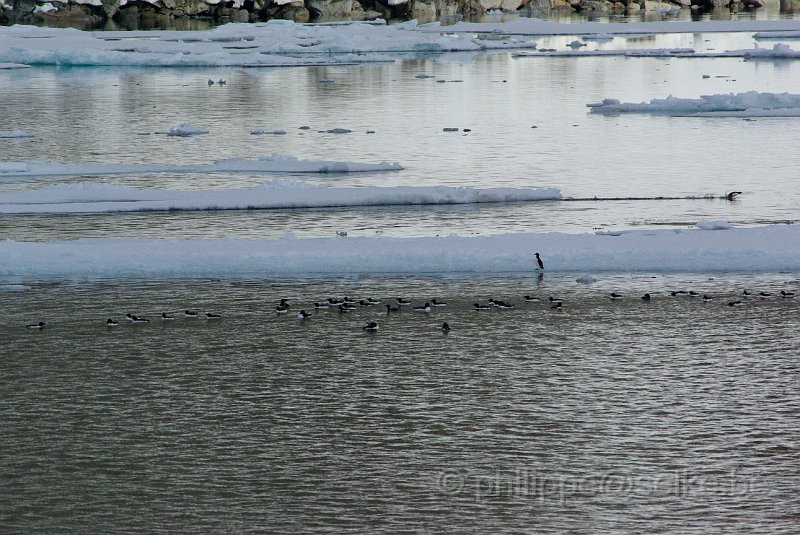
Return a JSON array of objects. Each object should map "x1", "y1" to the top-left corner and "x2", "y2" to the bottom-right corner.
[
  {"x1": 125, "y1": 313, "x2": 136, "y2": 322},
  {"x1": 367, "y1": 298, "x2": 382, "y2": 305},
  {"x1": 279, "y1": 298, "x2": 290, "y2": 307},
  {"x1": 276, "y1": 304, "x2": 290, "y2": 314},
  {"x1": 534, "y1": 252, "x2": 544, "y2": 270},
  {"x1": 728, "y1": 300, "x2": 745, "y2": 307},
  {"x1": 385, "y1": 304, "x2": 400, "y2": 313},
  {"x1": 610, "y1": 293, "x2": 623, "y2": 300},
  {"x1": 338, "y1": 305, "x2": 352, "y2": 314},
  {"x1": 431, "y1": 299, "x2": 447, "y2": 307},
  {"x1": 161, "y1": 313, "x2": 175, "y2": 321},
  {"x1": 726, "y1": 191, "x2": 743, "y2": 201},
  {"x1": 524, "y1": 295, "x2": 540, "y2": 302},
  {"x1": 297, "y1": 310, "x2": 311, "y2": 319},
  {"x1": 759, "y1": 292, "x2": 773, "y2": 299},
  {"x1": 781, "y1": 290, "x2": 796, "y2": 298},
  {"x1": 132, "y1": 316, "x2": 150, "y2": 323},
  {"x1": 688, "y1": 291, "x2": 700, "y2": 297},
  {"x1": 548, "y1": 296, "x2": 563, "y2": 304},
  {"x1": 641, "y1": 293, "x2": 651, "y2": 301},
  {"x1": 363, "y1": 321, "x2": 379, "y2": 331},
  {"x1": 27, "y1": 321, "x2": 46, "y2": 329},
  {"x1": 106, "y1": 319, "x2": 118, "y2": 327},
  {"x1": 327, "y1": 298, "x2": 344, "y2": 306},
  {"x1": 359, "y1": 300, "x2": 376, "y2": 307},
  {"x1": 551, "y1": 301, "x2": 563, "y2": 310},
  {"x1": 207, "y1": 78, "x2": 214, "y2": 86},
  {"x1": 217, "y1": 79, "x2": 226, "y2": 85},
  {"x1": 184, "y1": 310, "x2": 199, "y2": 318},
  {"x1": 442, "y1": 322, "x2": 450, "y2": 333},
  {"x1": 671, "y1": 291, "x2": 688, "y2": 297},
  {"x1": 703, "y1": 294, "x2": 713, "y2": 301},
  {"x1": 742, "y1": 290, "x2": 752, "y2": 297},
  {"x1": 474, "y1": 303, "x2": 491, "y2": 310},
  {"x1": 314, "y1": 302, "x2": 329, "y2": 309},
  {"x1": 413, "y1": 303, "x2": 432, "y2": 313},
  {"x1": 205, "y1": 313, "x2": 222, "y2": 320},
  {"x1": 494, "y1": 301, "x2": 514, "y2": 309},
  {"x1": 397, "y1": 298, "x2": 411, "y2": 306}
]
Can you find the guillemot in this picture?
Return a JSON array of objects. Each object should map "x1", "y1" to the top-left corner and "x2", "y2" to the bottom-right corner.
[
  {"x1": 610, "y1": 293, "x2": 623, "y2": 300},
  {"x1": 534, "y1": 252, "x2": 544, "y2": 270},
  {"x1": 161, "y1": 313, "x2": 175, "y2": 321},
  {"x1": 641, "y1": 293, "x2": 651, "y2": 301},
  {"x1": 297, "y1": 310, "x2": 312, "y2": 319},
  {"x1": 413, "y1": 303, "x2": 432, "y2": 313},
  {"x1": 442, "y1": 322, "x2": 450, "y2": 333},
  {"x1": 205, "y1": 313, "x2": 222, "y2": 320},
  {"x1": 363, "y1": 321, "x2": 379, "y2": 331},
  {"x1": 184, "y1": 310, "x2": 199, "y2": 318},
  {"x1": 27, "y1": 321, "x2": 46, "y2": 329},
  {"x1": 431, "y1": 299, "x2": 447, "y2": 307},
  {"x1": 106, "y1": 319, "x2": 118, "y2": 327}
]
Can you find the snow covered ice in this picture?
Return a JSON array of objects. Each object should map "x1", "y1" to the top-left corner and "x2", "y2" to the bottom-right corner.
[{"x1": 2, "y1": 225, "x2": 799, "y2": 279}]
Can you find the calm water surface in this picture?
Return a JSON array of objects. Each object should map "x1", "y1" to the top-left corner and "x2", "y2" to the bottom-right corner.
[{"x1": 1, "y1": 275, "x2": 799, "y2": 532}]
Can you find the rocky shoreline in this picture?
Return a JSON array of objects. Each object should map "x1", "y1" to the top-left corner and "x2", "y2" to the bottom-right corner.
[{"x1": 0, "y1": 0, "x2": 794, "y2": 31}]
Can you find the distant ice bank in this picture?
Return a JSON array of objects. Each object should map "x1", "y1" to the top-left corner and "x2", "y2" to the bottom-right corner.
[{"x1": 1, "y1": 225, "x2": 798, "y2": 279}]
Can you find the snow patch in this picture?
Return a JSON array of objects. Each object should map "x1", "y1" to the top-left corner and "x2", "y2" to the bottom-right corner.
[{"x1": 696, "y1": 220, "x2": 734, "y2": 230}]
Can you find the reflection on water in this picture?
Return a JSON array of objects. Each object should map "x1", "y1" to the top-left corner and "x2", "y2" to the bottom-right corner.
[{"x1": 1, "y1": 275, "x2": 798, "y2": 532}]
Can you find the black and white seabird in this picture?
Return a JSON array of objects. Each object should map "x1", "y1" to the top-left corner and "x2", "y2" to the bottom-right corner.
[
  {"x1": 534, "y1": 252, "x2": 544, "y2": 270},
  {"x1": 314, "y1": 302, "x2": 329, "y2": 309},
  {"x1": 363, "y1": 321, "x2": 379, "y2": 331},
  {"x1": 413, "y1": 303, "x2": 432, "y2": 313},
  {"x1": 494, "y1": 301, "x2": 514, "y2": 309},
  {"x1": 106, "y1": 319, "x2": 118, "y2": 327},
  {"x1": 759, "y1": 292, "x2": 773, "y2": 299},
  {"x1": 474, "y1": 303, "x2": 491, "y2": 310},
  {"x1": 359, "y1": 300, "x2": 376, "y2": 307},
  {"x1": 726, "y1": 191, "x2": 743, "y2": 201},
  {"x1": 642, "y1": 293, "x2": 651, "y2": 301},
  {"x1": 781, "y1": 290, "x2": 796, "y2": 298},
  {"x1": 671, "y1": 291, "x2": 688, "y2": 297},
  {"x1": 385, "y1": 304, "x2": 400, "y2": 313},
  {"x1": 397, "y1": 298, "x2": 411, "y2": 306},
  {"x1": 442, "y1": 322, "x2": 451, "y2": 333},
  {"x1": 327, "y1": 298, "x2": 344, "y2": 306},
  {"x1": 27, "y1": 321, "x2": 46, "y2": 329},
  {"x1": 132, "y1": 316, "x2": 150, "y2": 323},
  {"x1": 688, "y1": 291, "x2": 700, "y2": 297},
  {"x1": 548, "y1": 296, "x2": 563, "y2": 304},
  {"x1": 703, "y1": 295, "x2": 713, "y2": 301},
  {"x1": 184, "y1": 310, "x2": 199, "y2": 318},
  {"x1": 125, "y1": 313, "x2": 136, "y2": 322},
  {"x1": 161, "y1": 313, "x2": 175, "y2": 321},
  {"x1": 524, "y1": 295, "x2": 540, "y2": 302},
  {"x1": 610, "y1": 293, "x2": 623, "y2": 300},
  {"x1": 297, "y1": 310, "x2": 312, "y2": 319},
  {"x1": 276, "y1": 304, "x2": 290, "y2": 314},
  {"x1": 367, "y1": 298, "x2": 382, "y2": 304},
  {"x1": 338, "y1": 305, "x2": 352, "y2": 314},
  {"x1": 431, "y1": 299, "x2": 447, "y2": 307},
  {"x1": 728, "y1": 300, "x2": 745, "y2": 307},
  {"x1": 551, "y1": 301, "x2": 563, "y2": 310},
  {"x1": 205, "y1": 312, "x2": 222, "y2": 320}
]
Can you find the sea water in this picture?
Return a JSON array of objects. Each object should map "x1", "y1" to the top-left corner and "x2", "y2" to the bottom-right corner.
[{"x1": 1, "y1": 30, "x2": 799, "y2": 533}]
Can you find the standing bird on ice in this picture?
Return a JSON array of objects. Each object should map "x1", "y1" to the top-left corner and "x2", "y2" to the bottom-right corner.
[{"x1": 534, "y1": 252, "x2": 544, "y2": 271}]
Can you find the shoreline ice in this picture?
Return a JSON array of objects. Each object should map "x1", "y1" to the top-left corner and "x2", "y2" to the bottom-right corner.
[{"x1": 2, "y1": 225, "x2": 798, "y2": 279}]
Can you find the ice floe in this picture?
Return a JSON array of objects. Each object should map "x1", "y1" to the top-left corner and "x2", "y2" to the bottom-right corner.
[
  {"x1": 1, "y1": 225, "x2": 798, "y2": 279},
  {"x1": 587, "y1": 91, "x2": 800, "y2": 117},
  {"x1": 0, "y1": 182, "x2": 562, "y2": 214},
  {"x1": 0, "y1": 130, "x2": 35, "y2": 139},
  {"x1": 0, "y1": 156, "x2": 403, "y2": 180}
]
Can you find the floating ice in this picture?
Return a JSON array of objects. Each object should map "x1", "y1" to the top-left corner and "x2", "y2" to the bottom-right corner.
[
  {"x1": 696, "y1": 220, "x2": 734, "y2": 230},
  {"x1": 0, "y1": 182, "x2": 562, "y2": 214},
  {"x1": 1, "y1": 225, "x2": 798, "y2": 279},
  {"x1": 0, "y1": 156, "x2": 403, "y2": 180},
  {"x1": 587, "y1": 91, "x2": 800, "y2": 117},
  {"x1": 0, "y1": 130, "x2": 34, "y2": 139},
  {"x1": 166, "y1": 123, "x2": 209, "y2": 137}
]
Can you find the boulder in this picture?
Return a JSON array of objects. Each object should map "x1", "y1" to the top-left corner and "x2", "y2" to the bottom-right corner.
[
  {"x1": 410, "y1": 0, "x2": 437, "y2": 20},
  {"x1": 306, "y1": 0, "x2": 352, "y2": 18}
]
